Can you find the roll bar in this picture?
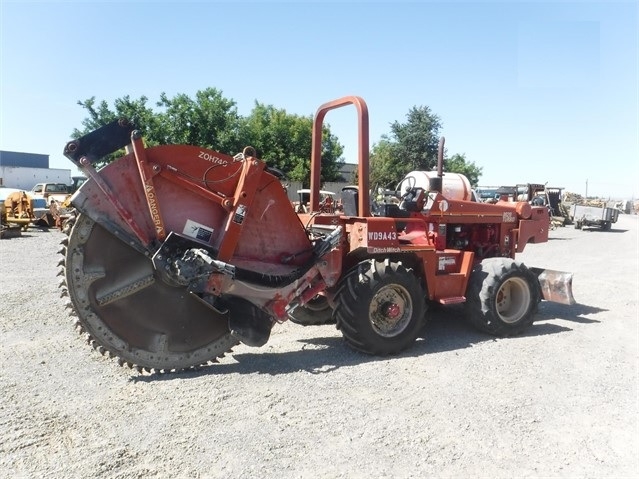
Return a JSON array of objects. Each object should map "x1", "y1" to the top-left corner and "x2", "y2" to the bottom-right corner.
[{"x1": 310, "y1": 96, "x2": 370, "y2": 217}]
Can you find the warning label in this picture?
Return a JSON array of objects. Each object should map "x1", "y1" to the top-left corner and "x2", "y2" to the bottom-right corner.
[{"x1": 183, "y1": 219, "x2": 214, "y2": 244}]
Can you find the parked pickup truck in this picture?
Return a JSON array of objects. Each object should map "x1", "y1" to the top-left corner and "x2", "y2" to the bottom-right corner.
[
  {"x1": 30, "y1": 182, "x2": 71, "y2": 204},
  {"x1": 30, "y1": 176, "x2": 86, "y2": 204},
  {"x1": 571, "y1": 204, "x2": 619, "y2": 231}
]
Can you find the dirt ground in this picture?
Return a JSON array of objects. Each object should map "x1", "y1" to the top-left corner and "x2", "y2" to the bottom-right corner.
[{"x1": 1, "y1": 214, "x2": 637, "y2": 479}]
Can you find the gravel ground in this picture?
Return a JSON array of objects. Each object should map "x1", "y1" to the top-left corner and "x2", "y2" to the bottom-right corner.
[{"x1": 1, "y1": 214, "x2": 637, "y2": 479}]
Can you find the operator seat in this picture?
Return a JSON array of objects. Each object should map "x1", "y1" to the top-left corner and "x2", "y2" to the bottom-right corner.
[{"x1": 341, "y1": 186, "x2": 359, "y2": 216}]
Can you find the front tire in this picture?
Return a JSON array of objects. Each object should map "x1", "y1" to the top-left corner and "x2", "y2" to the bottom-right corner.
[
  {"x1": 464, "y1": 258, "x2": 540, "y2": 336},
  {"x1": 333, "y1": 259, "x2": 426, "y2": 355}
]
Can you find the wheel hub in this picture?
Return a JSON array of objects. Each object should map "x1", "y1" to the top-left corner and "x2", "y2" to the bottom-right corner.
[
  {"x1": 383, "y1": 302, "x2": 401, "y2": 319},
  {"x1": 369, "y1": 284, "x2": 413, "y2": 337},
  {"x1": 495, "y1": 276, "x2": 531, "y2": 324}
]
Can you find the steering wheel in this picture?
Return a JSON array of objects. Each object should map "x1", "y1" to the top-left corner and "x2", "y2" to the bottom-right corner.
[{"x1": 396, "y1": 175, "x2": 417, "y2": 201}]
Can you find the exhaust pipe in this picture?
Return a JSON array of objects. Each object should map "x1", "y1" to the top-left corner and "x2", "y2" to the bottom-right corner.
[{"x1": 429, "y1": 136, "x2": 445, "y2": 194}]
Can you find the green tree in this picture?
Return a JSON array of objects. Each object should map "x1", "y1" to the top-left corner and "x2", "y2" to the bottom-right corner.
[
  {"x1": 390, "y1": 106, "x2": 442, "y2": 171},
  {"x1": 74, "y1": 95, "x2": 158, "y2": 137},
  {"x1": 154, "y1": 88, "x2": 242, "y2": 154},
  {"x1": 369, "y1": 106, "x2": 443, "y2": 187},
  {"x1": 369, "y1": 105, "x2": 482, "y2": 188},
  {"x1": 445, "y1": 153, "x2": 483, "y2": 187},
  {"x1": 73, "y1": 90, "x2": 344, "y2": 186},
  {"x1": 73, "y1": 95, "x2": 159, "y2": 165},
  {"x1": 369, "y1": 138, "x2": 401, "y2": 189},
  {"x1": 239, "y1": 102, "x2": 343, "y2": 186},
  {"x1": 75, "y1": 88, "x2": 242, "y2": 154}
]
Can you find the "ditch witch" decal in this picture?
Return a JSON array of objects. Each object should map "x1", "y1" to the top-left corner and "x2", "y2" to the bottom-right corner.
[{"x1": 365, "y1": 220, "x2": 401, "y2": 254}]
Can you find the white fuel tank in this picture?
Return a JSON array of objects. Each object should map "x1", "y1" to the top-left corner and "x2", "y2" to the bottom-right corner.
[{"x1": 398, "y1": 170, "x2": 473, "y2": 201}]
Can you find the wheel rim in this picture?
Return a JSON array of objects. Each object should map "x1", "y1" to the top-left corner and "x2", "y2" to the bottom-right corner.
[
  {"x1": 369, "y1": 284, "x2": 413, "y2": 337},
  {"x1": 495, "y1": 276, "x2": 531, "y2": 324}
]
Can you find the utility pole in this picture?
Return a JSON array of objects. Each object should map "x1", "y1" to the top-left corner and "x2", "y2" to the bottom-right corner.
[{"x1": 585, "y1": 179, "x2": 588, "y2": 199}]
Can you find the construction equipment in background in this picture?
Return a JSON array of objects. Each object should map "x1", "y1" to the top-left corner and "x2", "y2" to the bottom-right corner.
[
  {"x1": 58, "y1": 96, "x2": 575, "y2": 373},
  {"x1": 293, "y1": 189, "x2": 338, "y2": 214},
  {"x1": 32, "y1": 176, "x2": 87, "y2": 231},
  {"x1": 477, "y1": 183, "x2": 568, "y2": 228},
  {"x1": 1, "y1": 189, "x2": 33, "y2": 238},
  {"x1": 571, "y1": 203, "x2": 619, "y2": 230}
]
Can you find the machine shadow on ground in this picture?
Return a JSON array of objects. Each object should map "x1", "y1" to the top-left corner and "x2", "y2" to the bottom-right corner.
[
  {"x1": 134, "y1": 301, "x2": 598, "y2": 381},
  {"x1": 579, "y1": 227, "x2": 628, "y2": 234}
]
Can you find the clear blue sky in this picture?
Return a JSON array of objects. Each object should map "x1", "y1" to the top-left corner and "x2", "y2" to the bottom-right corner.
[{"x1": 1, "y1": 0, "x2": 637, "y2": 199}]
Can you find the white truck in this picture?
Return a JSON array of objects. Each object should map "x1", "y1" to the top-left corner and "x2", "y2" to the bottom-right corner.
[
  {"x1": 570, "y1": 204, "x2": 619, "y2": 231},
  {"x1": 30, "y1": 182, "x2": 72, "y2": 204},
  {"x1": 30, "y1": 176, "x2": 86, "y2": 202}
]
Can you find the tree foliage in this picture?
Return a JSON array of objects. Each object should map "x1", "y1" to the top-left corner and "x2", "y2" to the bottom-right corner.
[
  {"x1": 390, "y1": 106, "x2": 442, "y2": 172},
  {"x1": 239, "y1": 102, "x2": 343, "y2": 185},
  {"x1": 370, "y1": 105, "x2": 483, "y2": 188},
  {"x1": 73, "y1": 91, "x2": 482, "y2": 189},
  {"x1": 369, "y1": 138, "x2": 400, "y2": 189},
  {"x1": 153, "y1": 89, "x2": 242, "y2": 154},
  {"x1": 73, "y1": 88, "x2": 343, "y2": 184},
  {"x1": 445, "y1": 153, "x2": 483, "y2": 187}
]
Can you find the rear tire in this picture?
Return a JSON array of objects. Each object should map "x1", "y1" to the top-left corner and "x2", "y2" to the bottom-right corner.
[
  {"x1": 333, "y1": 258, "x2": 426, "y2": 355},
  {"x1": 464, "y1": 258, "x2": 540, "y2": 336},
  {"x1": 288, "y1": 296, "x2": 334, "y2": 326}
]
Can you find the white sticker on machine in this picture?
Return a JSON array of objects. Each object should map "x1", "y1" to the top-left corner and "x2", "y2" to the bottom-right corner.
[
  {"x1": 183, "y1": 219, "x2": 214, "y2": 243},
  {"x1": 503, "y1": 211, "x2": 516, "y2": 223},
  {"x1": 438, "y1": 256, "x2": 456, "y2": 271}
]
